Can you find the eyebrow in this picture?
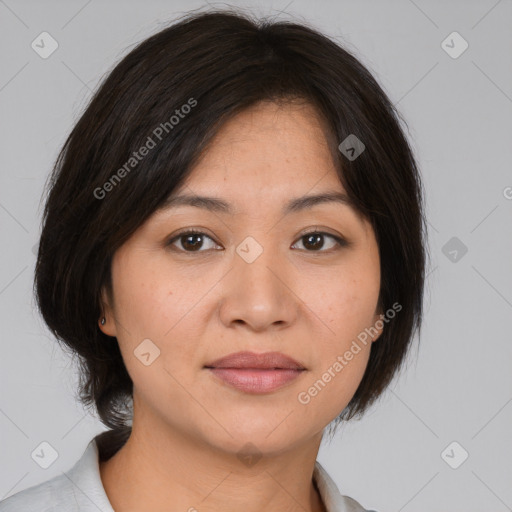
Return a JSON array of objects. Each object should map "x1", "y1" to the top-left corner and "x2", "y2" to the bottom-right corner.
[{"x1": 160, "y1": 191, "x2": 356, "y2": 216}]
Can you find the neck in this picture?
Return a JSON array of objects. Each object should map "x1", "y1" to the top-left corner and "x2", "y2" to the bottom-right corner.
[{"x1": 99, "y1": 412, "x2": 326, "y2": 512}]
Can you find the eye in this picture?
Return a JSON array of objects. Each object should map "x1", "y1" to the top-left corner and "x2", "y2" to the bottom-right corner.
[
  {"x1": 292, "y1": 231, "x2": 347, "y2": 252},
  {"x1": 167, "y1": 228, "x2": 348, "y2": 254},
  {"x1": 167, "y1": 229, "x2": 221, "y2": 253}
]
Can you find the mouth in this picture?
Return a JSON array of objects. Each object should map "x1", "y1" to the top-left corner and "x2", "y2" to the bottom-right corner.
[{"x1": 204, "y1": 351, "x2": 306, "y2": 394}]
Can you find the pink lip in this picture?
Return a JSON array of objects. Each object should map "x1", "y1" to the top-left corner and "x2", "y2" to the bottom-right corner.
[
  {"x1": 205, "y1": 351, "x2": 305, "y2": 370},
  {"x1": 207, "y1": 368, "x2": 304, "y2": 394},
  {"x1": 204, "y1": 351, "x2": 306, "y2": 394}
]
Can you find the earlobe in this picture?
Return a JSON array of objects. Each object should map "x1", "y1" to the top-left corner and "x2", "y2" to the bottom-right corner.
[{"x1": 98, "y1": 287, "x2": 117, "y2": 337}]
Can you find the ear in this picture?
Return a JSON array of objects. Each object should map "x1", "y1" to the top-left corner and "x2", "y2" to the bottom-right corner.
[{"x1": 98, "y1": 286, "x2": 117, "y2": 337}]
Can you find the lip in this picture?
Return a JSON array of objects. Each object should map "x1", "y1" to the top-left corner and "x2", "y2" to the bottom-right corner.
[
  {"x1": 204, "y1": 351, "x2": 305, "y2": 370},
  {"x1": 204, "y1": 351, "x2": 306, "y2": 394}
]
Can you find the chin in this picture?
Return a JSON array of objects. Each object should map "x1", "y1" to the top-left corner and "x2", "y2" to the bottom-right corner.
[{"x1": 211, "y1": 416, "x2": 310, "y2": 453}]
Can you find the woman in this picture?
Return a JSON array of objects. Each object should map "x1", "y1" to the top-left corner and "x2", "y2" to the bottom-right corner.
[{"x1": 0, "y1": 7, "x2": 427, "y2": 512}]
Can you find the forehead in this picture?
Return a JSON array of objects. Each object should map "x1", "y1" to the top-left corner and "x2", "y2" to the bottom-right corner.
[{"x1": 169, "y1": 101, "x2": 347, "y2": 211}]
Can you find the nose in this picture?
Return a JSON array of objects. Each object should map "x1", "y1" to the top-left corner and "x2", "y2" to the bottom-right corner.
[{"x1": 218, "y1": 237, "x2": 299, "y2": 333}]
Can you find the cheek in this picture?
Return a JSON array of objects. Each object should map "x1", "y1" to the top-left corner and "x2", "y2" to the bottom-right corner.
[
  {"x1": 307, "y1": 264, "x2": 380, "y2": 343},
  {"x1": 297, "y1": 275, "x2": 377, "y2": 419},
  {"x1": 112, "y1": 250, "x2": 179, "y2": 332},
  {"x1": 111, "y1": 251, "x2": 206, "y2": 376},
  {"x1": 298, "y1": 348, "x2": 370, "y2": 426},
  {"x1": 296, "y1": 254, "x2": 379, "y2": 405}
]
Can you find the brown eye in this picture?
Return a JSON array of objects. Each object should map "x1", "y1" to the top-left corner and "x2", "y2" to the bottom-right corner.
[
  {"x1": 166, "y1": 229, "x2": 348, "y2": 254},
  {"x1": 293, "y1": 231, "x2": 347, "y2": 252},
  {"x1": 167, "y1": 230, "x2": 220, "y2": 252}
]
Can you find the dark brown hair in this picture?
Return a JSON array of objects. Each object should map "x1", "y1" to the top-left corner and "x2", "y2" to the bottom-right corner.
[{"x1": 34, "y1": 7, "x2": 428, "y2": 461}]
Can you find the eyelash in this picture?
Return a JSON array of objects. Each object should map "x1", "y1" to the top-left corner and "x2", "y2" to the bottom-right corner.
[{"x1": 166, "y1": 228, "x2": 349, "y2": 254}]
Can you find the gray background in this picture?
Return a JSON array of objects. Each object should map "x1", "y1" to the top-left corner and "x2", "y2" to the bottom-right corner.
[{"x1": 1, "y1": 0, "x2": 511, "y2": 510}]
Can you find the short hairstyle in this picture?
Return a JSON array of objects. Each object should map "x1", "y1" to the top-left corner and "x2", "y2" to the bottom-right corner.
[{"x1": 34, "y1": 7, "x2": 428, "y2": 460}]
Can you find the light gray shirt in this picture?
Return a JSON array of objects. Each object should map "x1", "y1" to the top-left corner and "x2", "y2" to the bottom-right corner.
[{"x1": 0, "y1": 438, "x2": 378, "y2": 512}]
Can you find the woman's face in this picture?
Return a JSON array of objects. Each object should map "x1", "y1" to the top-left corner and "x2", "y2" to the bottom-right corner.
[{"x1": 101, "y1": 100, "x2": 382, "y2": 456}]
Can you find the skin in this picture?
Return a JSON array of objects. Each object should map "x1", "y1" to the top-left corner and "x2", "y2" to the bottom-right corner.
[{"x1": 98, "y1": 99, "x2": 383, "y2": 512}]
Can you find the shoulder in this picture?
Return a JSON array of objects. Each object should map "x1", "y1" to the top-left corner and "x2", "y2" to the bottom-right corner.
[
  {"x1": 337, "y1": 494, "x2": 380, "y2": 512},
  {"x1": 0, "y1": 436, "x2": 112, "y2": 512},
  {"x1": 313, "y1": 461, "x2": 379, "y2": 512},
  {"x1": 0, "y1": 472, "x2": 75, "y2": 512}
]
